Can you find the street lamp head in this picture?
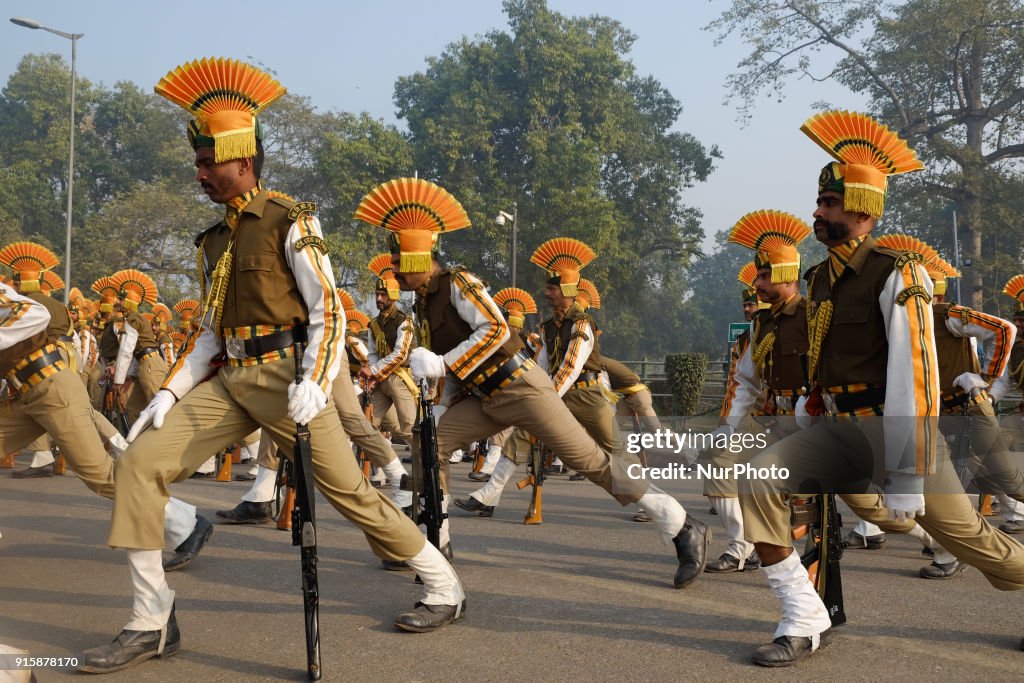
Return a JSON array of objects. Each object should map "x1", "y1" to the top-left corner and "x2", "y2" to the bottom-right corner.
[{"x1": 10, "y1": 16, "x2": 42, "y2": 29}]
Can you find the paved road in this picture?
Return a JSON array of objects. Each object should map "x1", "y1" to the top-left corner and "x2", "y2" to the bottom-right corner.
[{"x1": 1, "y1": 456, "x2": 1022, "y2": 682}]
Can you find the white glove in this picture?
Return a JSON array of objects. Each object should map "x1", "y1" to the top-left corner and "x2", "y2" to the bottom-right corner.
[
  {"x1": 884, "y1": 473, "x2": 925, "y2": 521},
  {"x1": 794, "y1": 395, "x2": 812, "y2": 430},
  {"x1": 884, "y1": 493, "x2": 926, "y2": 521},
  {"x1": 287, "y1": 378, "x2": 328, "y2": 426},
  {"x1": 952, "y1": 371, "x2": 987, "y2": 396},
  {"x1": 127, "y1": 389, "x2": 177, "y2": 442},
  {"x1": 409, "y1": 347, "x2": 446, "y2": 381}
]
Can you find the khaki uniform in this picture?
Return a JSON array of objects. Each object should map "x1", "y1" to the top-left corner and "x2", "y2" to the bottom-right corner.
[
  {"x1": 419, "y1": 269, "x2": 646, "y2": 505},
  {"x1": 603, "y1": 356, "x2": 662, "y2": 433},
  {"x1": 117, "y1": 309, "x2": 168, "y2": 423},
  {"x1": 741, "y1": 237, "x2": 1024, "y2": 591},
  {"x1": 108, "y1": 191, "x2": 424, "y2": 561}
]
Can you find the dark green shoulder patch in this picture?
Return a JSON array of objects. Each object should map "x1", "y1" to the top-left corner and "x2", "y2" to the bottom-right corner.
[
  {"x1": 286, "y1": 201, "x2": 317, "y2": 221},
  {"x1": 295, "y1": 235, "x2": 328, "y2": 255},
  {"x1": 896, "y1": 285, "x2": 931, "y2": 306},
  {"x1": 893, "y1": 251, "x2": 924, "y2": 270}
]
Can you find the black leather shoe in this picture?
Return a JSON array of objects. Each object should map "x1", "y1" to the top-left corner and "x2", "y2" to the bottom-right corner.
[
  {"x1": 843, "y1": 530, "x2": 885, "y2": 549},
  {"x1": 568, "y1": 472, "x2": 586, "y2": 481},
  {"x1": 189, "y1": 471, "x2": 215, "y2": 480},
  {"x1": 233, "y1": 472, "x2": 257, "y2": 481},
  {"x1": 394, "y1": 599, "x2": 466, "y2": 633},
  {"x1": 752, "y1": 629, "x2": 831, "y2": 667},
  {"x1": 543, "y1": 465, "x2": 565, "y2": 475},
  {"x1": 919, "y1": 559, "x2": 966, "y2": 579},
  {"x1": 215, "y1": 500, "x2": 272, "y2": 524},
  {"x1": 77, "y1": 602, "x2": 181, "y2": 673},
  {"x1": 705, "y1": 550, "x2": 760, "y2": 573},
  {"x1": 163, "y1": 515, "x2": 213, "y2": 571},
  {"x1": 672, "y1": 517, "x2": 711, "y2": 588},
  {"x1": 467, "y1": 471, "x2": 491, "y2": 482},
  {"x1": 454, "y1": 497, "x2": 494, "y2": 517},
  {"x1": 12, "y1": 463, "x2": 54, "y2": 478}
]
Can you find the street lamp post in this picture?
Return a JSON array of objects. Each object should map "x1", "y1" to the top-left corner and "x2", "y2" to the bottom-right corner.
[
  {"x1": 11, "y1": 17, "x2": 84, "y2": 306},
  {"x1": 496, "y1": 203, "x2": 518, "y2": 288}
]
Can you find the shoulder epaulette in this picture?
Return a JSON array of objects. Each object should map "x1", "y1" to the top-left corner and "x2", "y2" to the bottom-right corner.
[
  {"x1": 871, "y1": 245, "x2": 912, "y2": 267},
  {"x1": 451, "y1": 269, "x2": 481, "y2": 295}
]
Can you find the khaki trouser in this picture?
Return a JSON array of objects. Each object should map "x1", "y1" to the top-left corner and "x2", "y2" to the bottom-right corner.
[
  {"x1": 503, "y1": 427, "x2": 533, "y2": 465},
  {"x1": 435, "y1": 364, "x2": 647, "y2": 505},
  {"x1": 109, "y1": 357, "x2": 424, "y2": 561},
  {"x1": 123, "y1": 354, "x2": 169, "y2": 424},
  {"x1": 617, "y1": 388, "x2": 662, "y2": 433},
  {"x1": 86, "y1": 363, "x2": 104, "y2": 411},
  {"x1": 260, "y1": 368, "x2": 398, "y2": 472},
  {"x1": 370, "y1": 374, "x2": 417, "y2": 446},
  {"x1": 24, "y1": 433, "x2": 51, "y2": 452},
  {"x1": 0, "y1": 368, "x2": 116, "y2": 497},
  {"x1": 940, "y1": 400, "x2": 1024, "y2": 503},
  {"x1": 740, "y1": 417, "x2": 1024, "y2": 591},
  {"x1": 563, "y1": 384, "x2": 641, "y2": 472}
]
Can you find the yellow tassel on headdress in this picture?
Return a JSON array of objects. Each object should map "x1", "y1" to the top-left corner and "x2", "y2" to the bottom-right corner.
[
  {"x1": 154, "y1": 57, "x2": 286, "y2": 163},
  {"x1": 530, "y1": 237, "x2": 597, "y2": 297},
  {"x1": 728, "y1": 210, "x2": 812, "y2": 283},
  {"x1": 577, "y1": 278, "x2": 601, "y2": 310},
  {"x1": 801, "y1": 111, "x2": 923, "y2": 218}
]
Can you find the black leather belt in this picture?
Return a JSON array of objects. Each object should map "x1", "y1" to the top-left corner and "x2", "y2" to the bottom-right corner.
[
  {"x1": 832, "y1": 386, "x2": 886, "y2": 413},
  {"x1": 245, "y1": 328, "x2": 298, "y2": 357},
  {"x1": 14, "y1": 348, "x2": 64, "y2": 384},
  {"x1": 134, "y1": 346, "x2": 159, "y2": 359},
  {"x1": 467, "y1": 351, "x2": 533, "y2": 400},
  {"x1": 941, "y1": 389, "x2": 988, "y2": 410}
]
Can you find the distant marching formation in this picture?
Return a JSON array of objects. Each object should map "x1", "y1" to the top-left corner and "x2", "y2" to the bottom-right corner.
[{"x1": 1, "y1": 55, "x2": 1023, "y2": 678}]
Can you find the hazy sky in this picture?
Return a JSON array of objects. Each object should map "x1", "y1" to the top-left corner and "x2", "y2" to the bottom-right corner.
[{"x1": 2, "y1": 0, "x2": 867, "y2": 250}]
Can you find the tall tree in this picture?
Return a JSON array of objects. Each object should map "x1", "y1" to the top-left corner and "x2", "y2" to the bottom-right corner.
[
  {"x1": 710, "y1": 0, "x2": 1024, "y2": 307},
  {"x1": 394, "y1": 0, "x2": 718, "y2": 357}
]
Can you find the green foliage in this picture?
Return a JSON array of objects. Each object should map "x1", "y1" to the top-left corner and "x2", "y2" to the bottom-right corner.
[
  {"x1": 665, "y1": 352, "x2": 708, "y2": 415},
  {"x1": 395, "y1": 0, "x2": 719, "y2": 357}
]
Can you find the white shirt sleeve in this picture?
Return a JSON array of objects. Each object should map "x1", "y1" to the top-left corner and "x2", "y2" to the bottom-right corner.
[
  {"x1": 943, "y1": 306, "x2": 1017, "y2": 379},
  {"x1": 114, "y1": 323, "x2": 138, "y2": 384},
  {"x1": 879, "y1": 263, "x2": 940, "y2": 475},
  {"x1": 370, "y1": 317, "x2": 413, "y2": 378},
  {"x1": 440, "y1": 272, "x2": 510, "y2": 380},
  {"x1": 284, "y1": 214, "x2": 344, "y2": 393},
  {"x1": 723, "y1": 342, "x2": 763, "y2": 429},
  {"x1": 0, "y1": 283, "x2": 50, "y2": 351}
]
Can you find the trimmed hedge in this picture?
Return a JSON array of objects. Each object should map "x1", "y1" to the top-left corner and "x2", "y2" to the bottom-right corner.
[{"x1": 665, "y1": 352, "x2": 708, "y2": 415}]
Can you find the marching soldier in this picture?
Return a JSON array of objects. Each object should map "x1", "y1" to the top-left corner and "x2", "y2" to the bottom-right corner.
[
  {"x1": 108, "y1": 269, "x2": 168, "y2": 425},
  {"x1": 354, "y1": 177, "x2": 710, "y2": 589},
  {"x1": 360, "y1": 254, "x2": 419, "y2": 454},
  {"x1": 77, "y1": 58, "x2": 464, "y2": 675},
  {"x1": 739, "y1": 111, "x2": 1024, "y2": 666}
]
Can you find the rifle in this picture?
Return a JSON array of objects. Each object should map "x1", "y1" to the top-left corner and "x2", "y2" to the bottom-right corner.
[
  {"x1": 798, "y1": 493, "x2": 846, "y2": 627},
  {"x1": 516, "y1": 435, "x2": 545, "y2": 524},
  {"x1": 950, "y1": 395, "x2": 977, "y2": 491},
  {"x1": 357, "y1": 385, "x2": 373, "y2": 478},
  {"x1": 101, "y1": 373, "x2": 131, "y2": 437},
  {"x1": 274, "y1": 450, "x2": 295, "y2": 532},
  {"x1": 290, "y1": 325, "x2": 321, "y2": 680},
  {"x1": 416, "y1": 378, "x2": 446, "y2": 549}
]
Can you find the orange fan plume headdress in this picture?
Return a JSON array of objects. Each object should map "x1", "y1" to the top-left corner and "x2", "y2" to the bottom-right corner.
[
  {"x1": 91, "y1": 276, "x2": 120, "y2": 313},
  {"x1": 336, "y1": 289, "x2": 356, "y2": 312},
  {"x1": 1002, "y1": 275, "x2": 1024, "y2": 318},
  {"x1": 801, "y1": 111, "x2": 924, "y2": 218},
  {"x1": 109, "y1": 269, "x2": 158, "y2": 311},
  {"x1": 737, "y1": 262, "x2": 759, "y2": 303},
  {"x1": 530, "y1": 237, "x2": 597, "y2": 297},
  {"x1": 0, "y1": 242, "x2": 60, "y2": 292},
  {"x1": 173, "y1": 299, "x2": 201, "y2": 329},
  {"x1": 367, "y1": 253, "x2": 401, "y2": 301},
  {"x1": 354, "y1": 178, "x2": 471, "y2": 273},
  {"x1": 151, "y1": 302, "x2": 173, "y2": 330},
  {"x1": 577, "y1": 278, "x2": 601, "y2": 310},
  {"x1": 345, "y1": 309, "x2": 370, "y2": 333},
  {"x1": 154, "y1": 57, "x2": 287, "y2": 163},
  {"x1": 39, "y1": 270, "x2": 65, "y2": 295},
  {"x1": 728, "y1": 210, "x2": 812, "y2": 283},
  {"x1": 492, "y1": 287, "x2": 538, "y2": 329}
]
